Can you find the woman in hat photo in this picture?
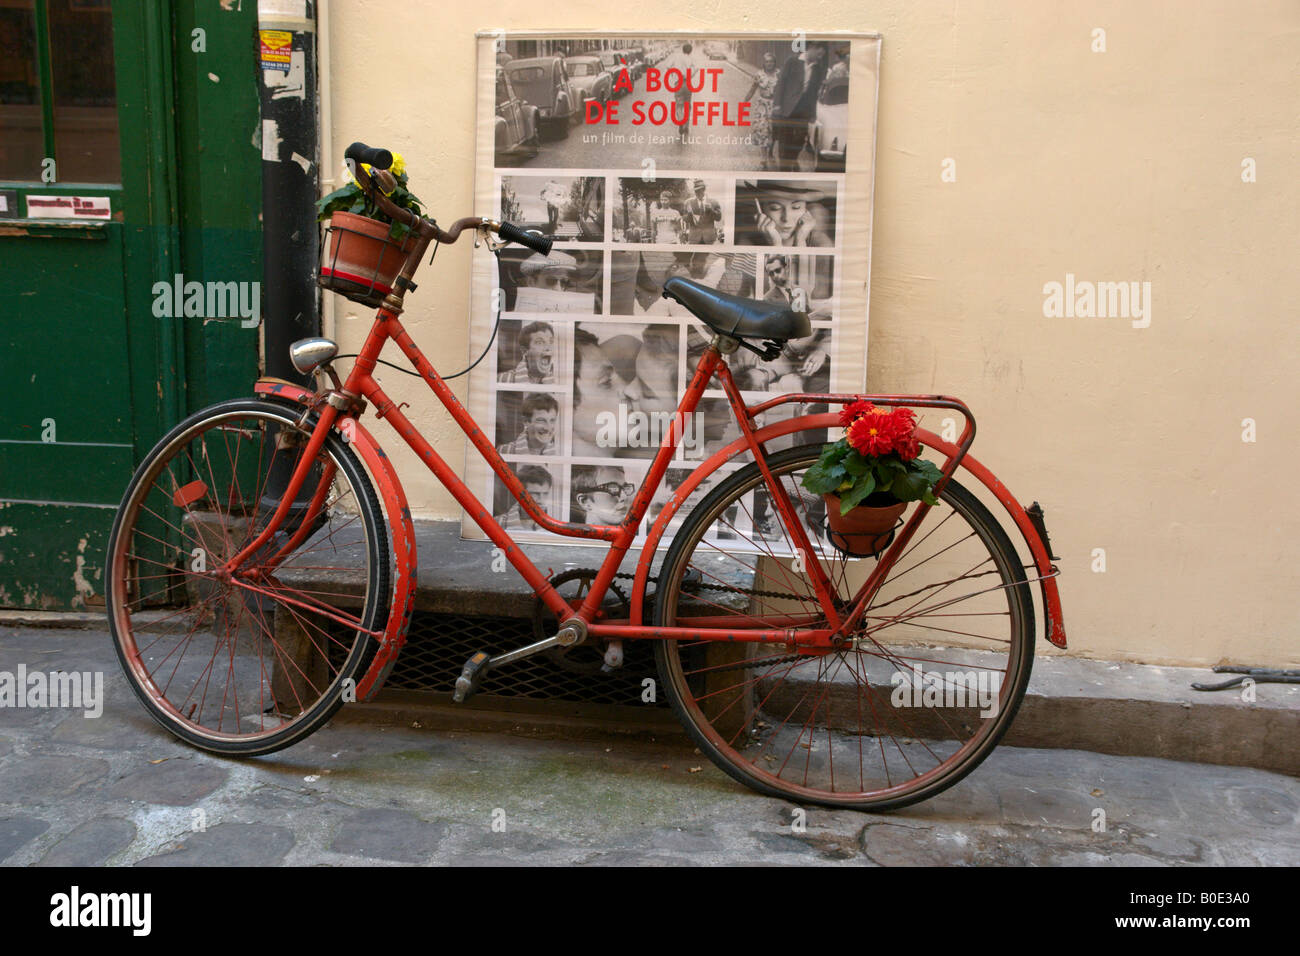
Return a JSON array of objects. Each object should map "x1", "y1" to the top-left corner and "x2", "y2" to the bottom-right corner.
[{"x1": 734, "y1": 179, "x2": 835, "y2": 248}]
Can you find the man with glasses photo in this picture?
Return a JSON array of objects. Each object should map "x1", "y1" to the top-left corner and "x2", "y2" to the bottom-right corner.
[{"x1": 572, "y1": 465, "x2": 635, "y2": 525}]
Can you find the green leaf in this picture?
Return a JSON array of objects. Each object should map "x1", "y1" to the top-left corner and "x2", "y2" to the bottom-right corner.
[
  {"x1": 844, "y1": 455, "x2": 870, "y2": 476},
  {"x1": 872, "y1": 459, "x2": 899, "y2": 488},
  {"x1": 825, "y1": 441, "x2": 850, "y2": 464},
  {"x1": 801, "y1": 462, "x2": 839, "y2": 494},
  {"x1": 839, "y1": 474, "x2": 876, "y2": 512},
  {"x1": 914, "y1": 458, "x2": 943, "y2": 482},
  {"x1": 890, "y1": 472, "x2": 923, "y2": 501},
  {"x1": 317, "y1": 183, "x2": 360, "y2": 208}
]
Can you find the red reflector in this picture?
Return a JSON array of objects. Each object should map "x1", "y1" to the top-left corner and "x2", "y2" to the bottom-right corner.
[{"x1": 172, "y1": 479, "x2": 208, "y2": 508}]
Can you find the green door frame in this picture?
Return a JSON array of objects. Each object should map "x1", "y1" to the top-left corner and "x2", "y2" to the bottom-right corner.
[
  {"x1": 0, "y1": 1, "x2": 261, "y2": 610},
  {"x1": 119, "y1": 0, "x2": 186, "y2": 461}
]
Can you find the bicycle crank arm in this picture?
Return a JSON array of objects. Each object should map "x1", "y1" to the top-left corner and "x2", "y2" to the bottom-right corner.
[{"x1": 452, "y1": 619, "x2": 587, "y2": 703}]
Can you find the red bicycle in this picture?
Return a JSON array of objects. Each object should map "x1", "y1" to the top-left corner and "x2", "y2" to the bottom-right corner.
[{"x1": 106, "y1": 143, "x2": 1066, "y2": 811}]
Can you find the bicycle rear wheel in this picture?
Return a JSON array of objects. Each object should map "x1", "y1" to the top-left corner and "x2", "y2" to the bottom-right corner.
[
  {"x1": 106, "y1": 398, "x2": 390, "y2": 756},
  {"x1": 653, "y1": 443, "x2": 1034, "y2": 811}
]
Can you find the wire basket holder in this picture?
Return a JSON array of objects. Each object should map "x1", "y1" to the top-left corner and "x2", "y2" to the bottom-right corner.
[{"x1": 821, "y1": 514, "x2": 905, "y2": 559}]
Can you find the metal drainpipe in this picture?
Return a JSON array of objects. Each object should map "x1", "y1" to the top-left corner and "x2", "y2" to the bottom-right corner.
[
  {"x1": 257, "y1": 0, "x2": 319, "y2": 383},
  {"x1": 257, "y1": 0, "x2": 320, "y2": 515},
  {"x1": 317, "y1": 0, "x2": 336, "y2": 343}
]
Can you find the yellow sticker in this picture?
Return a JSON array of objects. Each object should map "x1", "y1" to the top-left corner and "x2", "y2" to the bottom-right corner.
[{"x1": 259, "y1": 29, "x2": 292, "y2": 72}]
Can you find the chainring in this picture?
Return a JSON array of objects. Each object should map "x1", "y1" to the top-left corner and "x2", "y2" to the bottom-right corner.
[{"x1": 532, "y1": 569, "x2": 630, "y2": 675}]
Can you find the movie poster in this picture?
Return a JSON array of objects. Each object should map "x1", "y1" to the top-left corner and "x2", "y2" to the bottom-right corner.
[{"x1": 464, "y1": 32, "x2": 881, "y2": 550}]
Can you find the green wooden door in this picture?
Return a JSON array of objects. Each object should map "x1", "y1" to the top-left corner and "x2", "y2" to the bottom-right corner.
[{"x1": 0, "y1": 1, "x2": 261, "y2": 610}]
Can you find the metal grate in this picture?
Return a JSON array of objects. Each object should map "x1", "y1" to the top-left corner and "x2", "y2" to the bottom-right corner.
[{"x1": 384, "y1": 612, "x2": 665, "y2": 707}]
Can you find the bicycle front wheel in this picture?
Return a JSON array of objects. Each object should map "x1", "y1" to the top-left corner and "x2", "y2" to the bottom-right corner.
[
  {"x1": 106, "y1": 398, "x2": 390, "y2": 756},
  {"x1": 653, "y1": 443, "x2": 1034, "y2": 811}
]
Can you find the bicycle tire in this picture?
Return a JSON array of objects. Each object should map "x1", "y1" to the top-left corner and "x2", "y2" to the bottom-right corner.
[
  {"x1": 653, "y1": 443, "x2": 1034, "y2": 811},
  {"x1": 106, "y1": 398, "x2": 390, "y2": 756}
]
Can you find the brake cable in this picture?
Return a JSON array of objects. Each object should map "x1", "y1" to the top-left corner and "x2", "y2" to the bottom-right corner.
[{"x1": 333, "y1": 246, "x2": 505, "y2": 381}]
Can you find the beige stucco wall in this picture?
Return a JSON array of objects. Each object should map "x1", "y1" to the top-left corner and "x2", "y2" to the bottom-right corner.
[{"x1": 325, "y1": 0, "x2": 1299, "y2": 668}]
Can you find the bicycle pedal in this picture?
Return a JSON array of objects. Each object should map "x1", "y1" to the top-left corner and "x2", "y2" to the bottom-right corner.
[{"x1": 452, "y1": 651, "x2": 492, "y2": 704}]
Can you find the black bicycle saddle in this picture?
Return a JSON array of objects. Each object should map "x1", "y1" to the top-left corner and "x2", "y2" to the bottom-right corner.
[{"x1": 662, "y1": 276, "x2": 812, "y2": 343}]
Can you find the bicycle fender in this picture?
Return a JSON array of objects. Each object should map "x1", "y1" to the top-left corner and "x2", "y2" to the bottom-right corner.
[
  {"x1": 253, "y1": 378, "x2": 417, "y2": 697},
  {"x1": 631, "y1": 413, "x2": 1066, "y2": 649}
]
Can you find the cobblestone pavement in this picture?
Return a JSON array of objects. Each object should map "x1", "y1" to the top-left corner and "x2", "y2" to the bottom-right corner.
[{"x1": 1, "y1": 626, "x2": 1297, "y2": 866}]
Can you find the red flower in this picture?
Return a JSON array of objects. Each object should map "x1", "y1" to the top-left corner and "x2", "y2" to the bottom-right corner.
[
  {"x1": 888, "y1": 407, "x2": 916, "y2": 440},
  {"x1": 838, "y1": 399, "x2": 875, "y2": 428},
  {"x1": 845, "y1": 404, "x2": 921, "y2": 458},
  {"x1": 847, "y1": 416, "x2": 896, "y2": 456}
]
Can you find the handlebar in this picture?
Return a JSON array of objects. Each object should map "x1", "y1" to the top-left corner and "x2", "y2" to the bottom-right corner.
[
  {"x1": 344, "y1": 142, "x2": 393, "y2": 171},
  {"x1": 342, "y1": 140, "x2": 553, "y2": 255},
  {"x1": 496, "y1": 219, "x2": 553, "y2": 255}
]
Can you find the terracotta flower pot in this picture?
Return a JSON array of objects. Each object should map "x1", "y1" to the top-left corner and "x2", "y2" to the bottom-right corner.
[
  {"x1": 319, "y1": 211, "x2": 415, "y2": 306},
  {"x1": 822, "y1": 493, "x2": 907, "y2": 556}
]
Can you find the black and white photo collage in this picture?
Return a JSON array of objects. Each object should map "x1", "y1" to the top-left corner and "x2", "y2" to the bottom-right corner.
[{"x1": 484, "y1": 168, "x2": 843, "y2": 546}]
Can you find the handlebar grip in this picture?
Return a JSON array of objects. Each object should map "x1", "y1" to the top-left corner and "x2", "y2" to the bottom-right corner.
[
  {"x1": 497, "y1": 220, "x2": 553, "y2": 255},
  {"x1": 344, "y1": 141, "x2": 393, "y2": 171}
]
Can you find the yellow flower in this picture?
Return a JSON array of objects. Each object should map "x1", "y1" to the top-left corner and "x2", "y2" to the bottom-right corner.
[
  {"x1": 390, "y1": 152, "x2": 406, "y2": 177},
  {"x1": 352, "y1": 161, "x2": 398, "y2": 195}
]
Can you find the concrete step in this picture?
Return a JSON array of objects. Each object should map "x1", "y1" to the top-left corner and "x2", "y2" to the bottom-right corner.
[
  {"x1": 762, "y1": 648, "x2": 1299, "y2": 776},
  {"x1": 12, "y1": 520, "x2": 1295, "y2": 774}
]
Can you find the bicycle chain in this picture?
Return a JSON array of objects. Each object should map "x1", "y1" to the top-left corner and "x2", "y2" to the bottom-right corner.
[
  {"x1": 558, "y1": 558, "x2": 1029, "y2": 679},
  {"x1": 606, "y1": 568, "x2": 805, "y2": 603}
]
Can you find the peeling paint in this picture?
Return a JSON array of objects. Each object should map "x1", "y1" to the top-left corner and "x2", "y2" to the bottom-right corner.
[
  {"x1": 71, "y1": 555, "x2": 96, "y2": 609},
  {"x1": 261, "y1": 119, "x2": 282, "y2": 162}
]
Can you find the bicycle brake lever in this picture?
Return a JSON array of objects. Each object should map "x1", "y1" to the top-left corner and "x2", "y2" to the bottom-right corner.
[{"x1": 475, "y1": 223, "x2": 508, "y2": 252}]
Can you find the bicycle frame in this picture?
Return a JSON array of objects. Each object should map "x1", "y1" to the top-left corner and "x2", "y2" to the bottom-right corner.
[
  {"x1": 243, "y1": 300, "x2": 1067, "y2": 674},
  {"x1": 243, "y1": 312, "x2": 838, "y2": 642},
  {"x1": 236, "y1": 158, "x2": 1064, "y2": 702}
]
